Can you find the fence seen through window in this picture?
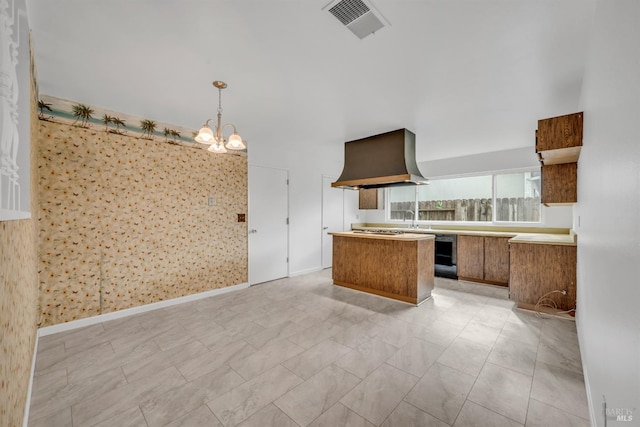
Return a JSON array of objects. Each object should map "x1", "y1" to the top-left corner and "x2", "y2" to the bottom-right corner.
[{"x1": 388, "y1": 170, "x2": 541, "y2": 223}]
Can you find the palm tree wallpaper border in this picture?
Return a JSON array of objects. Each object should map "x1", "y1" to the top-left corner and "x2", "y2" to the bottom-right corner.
[{"x1": 36, "y1": 95, "x2": 247, "y2": 154}]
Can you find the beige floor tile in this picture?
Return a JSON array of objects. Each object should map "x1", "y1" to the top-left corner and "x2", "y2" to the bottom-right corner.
[
  {"x1": 92, "y1": 405, "x2": 148, "y2": 427},
  {"x1": 28, "y1": 407, "x2": 72, "y2": 427},
  {"x1": 71, "y1": 366, "x2": 186, "y2": 427},
  {"x1": 487, "y1": 336, "x2": 537, "y2": 376},
  {"x1": 331, "y1": 321, "x2": 379, "y2": 349},
  {"x1": 467, "y1": 363, "x2": 532, "y2": 424},
  {"x1": 120, "y1": 340, "x2": 207, "y2": 383},
  {"x1": 525, "y1": 399, "x2": 590, "y2": 427},
  {"x1": 35, "y1": 341, "x2": 113, "y2": 377},
  {"x1": 454, "y1": 401, "x2": 523, "y2": 426},
  {"x1": 29, "y1": 368, "x2": 67, "y2": 404},
  {"x1": 28, "y1": 271, "x2": 587, "y2": 427},
  {"x1": 335, "y1": 338, "x2": 398, "y2": 379},
  {"x1": 207, "y1": 365, "x2": 303, "y2": 427},
  {"x1": 64, "y1": 322, "x2": 140, "y2": 355},
  {"x1": 177, "y1": 339, "x2": 256, "y2": 382},
  {"x1": 458, "y1": 319, "x2": 502, "y2": 347},
  {"x1": 275, "y1": 365, "x2": 361, "y2": 426},
  {"x1": 340, "y1": 363, "x2": 418, "y2": 426},
  {"x1": 69, "y1": 340, "x2": 161, "y2": 384},
  {"x1": 416, "y1": 319, "x2": 464, "y2": 347},
  {"x1": 198, "y1": 322, "x2": 264, "y2": 348},
  {"x1": 404, "y1": 362, "x2": 475, "y2": 425},
  {"x1": 288, "y1": 321, "x2": 346, "y2": 349},
  {"x1": 245, "y1": 319, "x2": 312, "y2": 349},
  {"x1": 380, "y1": 401, "x2": 449, "y2": 427},
  {"x1": 500, "y1": 321, "x2": 541, "y2": 347},
  {"x1": 437, "y1": 337, "x2": 491, "y2": 376},
  {"x1": 308, "y1": 403, "x2": 375, "y2": 427},
  {"x1": 236, "y1": 404, "x2": 298, "y2": 427},
  {"x1": 282, "y1": 339, "x2": 352, "y2": 380},
  {"x1": 140, "y1": 365, "x2": 245, "y2": 426},
  {"x1": 471, "y1": 306, "x2": 511, "y2": 329},
  {"x1": 152, "y1": 323, "x2": 199, "y2": 352},
  {"x1": 386, "y1": 337, "x2": 446, "y2": 377},
  {"x1": 229, "y1": 338, "x2": 304, "y2": 380},
  {"x1": 530, "y1": 361, "x2": 589, "y2": 420},
  {"x1": 536, "y1": 338, "x2": 583, "y2": 374},
  {"x1": 164, "y1": 405, "x2": 222, "y2": 427},
  {"x1": 29, "y1": 367, "x2": 127, "y2": 421}
]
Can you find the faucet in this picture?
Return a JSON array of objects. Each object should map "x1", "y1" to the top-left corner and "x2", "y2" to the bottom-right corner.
[{"x1": 404, "y1": 210, "x2": 418, "y2": 229}]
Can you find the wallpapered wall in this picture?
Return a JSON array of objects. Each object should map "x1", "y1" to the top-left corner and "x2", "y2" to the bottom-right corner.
[
  {"x1": 0, "y1": 85, "x2": 39, "y2": 427},
  {"x1": 36, "y1": 119, "x2": 248, "y2": 326}
]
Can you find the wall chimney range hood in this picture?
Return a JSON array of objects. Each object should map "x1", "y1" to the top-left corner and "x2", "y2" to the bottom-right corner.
[{"x1": 332, "y1": 129, "x2": 428, "y2": 189}]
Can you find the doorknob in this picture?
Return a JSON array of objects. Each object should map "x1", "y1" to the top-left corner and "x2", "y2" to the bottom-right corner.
[
  {"x1": 323, "y1": 227, "x2": 328, "y2": 230},
  {"x1": 249, "y1": 229, "x2": 257, "y2": 234}
]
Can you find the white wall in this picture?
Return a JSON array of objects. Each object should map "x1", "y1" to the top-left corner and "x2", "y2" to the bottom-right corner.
[
  {"x1": 575, "y1": 1, "x2": 640, "y2": 424},
  {"x1": 249, "y1": 139, "x2": 349, "y2": 276},
  {"x1": 418, "y1": 147, "x2": 539, "y2": 177}
]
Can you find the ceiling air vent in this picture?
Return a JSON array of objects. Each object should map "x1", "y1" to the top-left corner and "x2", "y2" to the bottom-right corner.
[{"x1": 324, "y1": 0, "x2": 390, "y2": 39}]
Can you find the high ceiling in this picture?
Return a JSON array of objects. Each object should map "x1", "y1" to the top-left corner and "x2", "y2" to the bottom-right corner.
[{"x1": 27, "y1": 0, "x2": 595, "y2": 162}]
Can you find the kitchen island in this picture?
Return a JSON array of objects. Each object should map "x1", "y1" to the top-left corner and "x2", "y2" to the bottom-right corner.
[{"x1": 330, "y1": 231, "x2": 435, "y2": 305}]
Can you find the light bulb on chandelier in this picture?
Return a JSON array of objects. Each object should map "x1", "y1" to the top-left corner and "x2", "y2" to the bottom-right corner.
[{"x1": 195, "y1": 80, "x2": 245, "y2": 152}]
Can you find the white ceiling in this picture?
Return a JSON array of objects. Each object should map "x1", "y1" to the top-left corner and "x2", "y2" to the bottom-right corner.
[{"x1": 27, "y1": 0, "x2": 595, "y2": 162}]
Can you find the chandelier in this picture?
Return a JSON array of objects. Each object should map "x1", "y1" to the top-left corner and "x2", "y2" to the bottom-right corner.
[{"x1": 194, "y1": 81, "x2": 245, "y2": 153}]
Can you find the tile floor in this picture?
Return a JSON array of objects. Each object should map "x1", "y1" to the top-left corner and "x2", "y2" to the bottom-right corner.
[{"x1": 28, "y1": 270, "x2": 590, "y2": 427}]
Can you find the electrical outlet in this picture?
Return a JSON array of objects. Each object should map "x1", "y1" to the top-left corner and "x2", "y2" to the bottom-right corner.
[{"x1": 237, "y1": 214, "x2": 246, "y2": 222}]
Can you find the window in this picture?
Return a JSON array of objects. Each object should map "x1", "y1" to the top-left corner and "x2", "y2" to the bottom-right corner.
[
  {"x1": 495, "y1": 171, "x2": 541, "y2": 222},
  {"x1": 387, "y1": 169, "x2": 541, "y2": 223}
]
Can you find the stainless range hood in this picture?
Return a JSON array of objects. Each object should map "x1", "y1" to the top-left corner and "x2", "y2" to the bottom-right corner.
[{"x1": 332, "y1": 129, "x2": 428, "y2": 189}]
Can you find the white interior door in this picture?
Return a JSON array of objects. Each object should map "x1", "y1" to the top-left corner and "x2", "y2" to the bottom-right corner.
[
  {"x1": 322, "y1": 175, "x2": 345, "y2": 269},
  {"x1": 249, "y1": 165, "x2": 289, "y2": 285}
]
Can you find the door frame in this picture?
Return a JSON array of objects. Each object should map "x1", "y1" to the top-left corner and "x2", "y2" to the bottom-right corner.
[
  {"x1": 321, "y1": 174, "x2": 342, "y2": 269},
  {"x1": 248, "y1": 164, "x2": 290, "y2": 286}
]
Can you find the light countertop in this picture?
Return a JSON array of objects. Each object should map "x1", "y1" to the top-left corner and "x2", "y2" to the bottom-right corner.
[
  {"x1": 508, "y1": 233, "x2": 576, "y2": 246},
  {"x1": 349, "y1": 225, "x2": 577, "y2": 246},
  {"x1": 329, "y1": 231, "x2": 435, "y2": 241}
]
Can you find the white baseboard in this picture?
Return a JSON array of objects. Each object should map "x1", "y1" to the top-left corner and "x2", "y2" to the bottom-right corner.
[
  {"x1": 289, "y1": 266, "x2": 324, "y2": 277},
  {"x1": 576, "y1": 314, "x2": 596, "y2": 426},
  {"x1": 38, "y1": 282, "x2": 249, "y2": 337},
  {"x1": 22, "y1": 330, "x2": 39, "y2": 427}
]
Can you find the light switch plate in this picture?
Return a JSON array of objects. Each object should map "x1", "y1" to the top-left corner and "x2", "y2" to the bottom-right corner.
[{"x1": 208, "y1": 197, "x2": 215, "y2": 206}]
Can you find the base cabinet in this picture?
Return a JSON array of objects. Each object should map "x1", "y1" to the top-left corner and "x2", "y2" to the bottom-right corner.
[
  {"x1": 509, "y1": 242, "x2": 576, "y2": 310},
  {"x1": 458, "y1": 235, "x2": 509, "y2": 286}
]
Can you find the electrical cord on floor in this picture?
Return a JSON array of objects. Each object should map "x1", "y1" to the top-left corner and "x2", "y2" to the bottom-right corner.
[{"x1": 534, "y1": 289, "x2": 576, "y2": 319}]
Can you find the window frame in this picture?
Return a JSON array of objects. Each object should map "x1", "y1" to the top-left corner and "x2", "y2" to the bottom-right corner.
[{"x1": 385, "y1": 167, "x2": 543, "y2": 226}]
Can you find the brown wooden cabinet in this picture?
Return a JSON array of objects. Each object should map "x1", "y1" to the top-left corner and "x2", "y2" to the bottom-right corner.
[
  {"x1": 509, "y1": 242, "x2": 576, "y2": 311},
  {"x1": 483, "y1": 236, "x2": 510, "y2": 284},
  {"x1": 541, "y1": 163, "x2": 578, "y2": 205},
  {"x1": 457, "y1": 236, "x2": 484, "y2": 281},
  {"x1": 457, "y1": 235, "x2": 509, "y2": 286},
  {"x1": 537, "y1": 112, "x2": 583, "y2": 153},
  {"x1": 358, "y1": 189, "x2": 378, "y2": 209},
  {"x1": 535, "y1": 112, "x2": 582, "y2": 205}
]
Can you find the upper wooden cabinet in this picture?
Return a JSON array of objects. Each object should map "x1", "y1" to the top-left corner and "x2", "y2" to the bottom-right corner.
[
  {"x1": 535, "y1": 112, "x2": 582, "y2": 205},
  {"x1": 536, "y1": 112, "x2": 583, "y2": 165},
  {"x1": 358, "y1": 189, "x2": 378, "y2": 210},
  {"x1": 541, "y1": 163, "x2": 578, "y2": 205}
]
